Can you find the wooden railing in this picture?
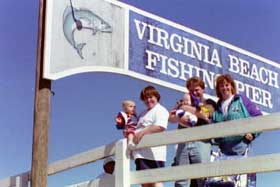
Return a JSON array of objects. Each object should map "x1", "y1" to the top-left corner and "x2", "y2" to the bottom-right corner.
[
  {"x1": 0, "y1": 172, "x2": 29, "y2": 187},
  {"x1": 1, "y1": 113, "x2": 280, "y2": 187}
]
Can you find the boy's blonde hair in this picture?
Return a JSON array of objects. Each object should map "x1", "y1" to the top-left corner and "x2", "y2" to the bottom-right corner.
[{"x1": 122, "y1": 100, "x2": 135, "y2": 110}]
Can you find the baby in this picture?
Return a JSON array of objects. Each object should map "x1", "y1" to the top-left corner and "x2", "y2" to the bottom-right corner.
[
  {"x1": 172, "y1": 93, "x2": 198, "y2": 127},
  {"x1": 115, "y1": 100, "x2": 137, "y2": 149},
  {"x1": 191, "y1": 93, "x2": 216, "y2": 123}
]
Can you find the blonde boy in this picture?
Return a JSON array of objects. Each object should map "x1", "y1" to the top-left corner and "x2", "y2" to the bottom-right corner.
[{"x1": 115, "y1": 100, "x2": 137, "y2": 149}]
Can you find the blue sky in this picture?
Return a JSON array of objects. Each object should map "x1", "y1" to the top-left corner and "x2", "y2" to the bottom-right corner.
[{"x1": 0, "y1": 0, "x2": 279, "y2": 187}]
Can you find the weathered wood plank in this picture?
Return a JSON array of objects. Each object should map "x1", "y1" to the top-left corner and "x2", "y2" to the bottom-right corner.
[
  {"x1": 130, "y1": 153, "x2": 280, "y2": 185},
  {"x1": 65, "y1": 175, "x2": 114, "y2": 187},
  {"x1": 134, "y1": 113, "x2": 280, "y2": 149},
  {"x1": 48, "y1": 141, "x2": 116, "y2": 175}
]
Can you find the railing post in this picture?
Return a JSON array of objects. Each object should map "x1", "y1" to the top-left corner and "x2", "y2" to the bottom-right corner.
[
  {"x1": 0, "y1": 172, "x2": 29, "y2": 187},
  {"x1": 15, "y1": 176, "x2": 22, "y2": 187},
  {"x1": 15, "y1": 172, "x2": 29, "y2": 187},
  {"x1": 115, "y1": 139, "x2": 130, "y2": 187}
]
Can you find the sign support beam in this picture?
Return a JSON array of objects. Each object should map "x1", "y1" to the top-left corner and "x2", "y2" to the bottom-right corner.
[{"x1": 31, "y1": 0, "x2": 51, "y2": 187}]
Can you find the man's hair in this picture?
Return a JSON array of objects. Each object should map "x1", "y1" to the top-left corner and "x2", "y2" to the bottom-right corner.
[
  {"x1": 215, "y1": 74, "x2": 237, "y2": 99},
  {"x1": 140, "y1": 85, "x2": 161, "y2": 101},
  {"x1": 186, "y1": 77, "x2": 205, "y2": 89}
]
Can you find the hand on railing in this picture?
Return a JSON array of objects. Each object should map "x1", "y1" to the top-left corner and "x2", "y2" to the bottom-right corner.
[
  {"x1": 133, "y1": 131, "x2": 145, "y2": 144},
  {"x1": 133, "y1": 125, "x2": 165, "y2": 145}
]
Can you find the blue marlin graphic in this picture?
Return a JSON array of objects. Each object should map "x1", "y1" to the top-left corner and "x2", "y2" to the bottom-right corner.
[{"x1": 63, "y1": 6, "x2": 112, "y2": 59}]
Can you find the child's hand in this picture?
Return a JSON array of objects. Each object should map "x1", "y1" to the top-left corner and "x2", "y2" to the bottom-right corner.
[
  {"x1": 115, "y1": 117, "x2": 123, "y2": 125},
  {"x1": 170, "y1": 109, "x2": 176, "y2": 115}
]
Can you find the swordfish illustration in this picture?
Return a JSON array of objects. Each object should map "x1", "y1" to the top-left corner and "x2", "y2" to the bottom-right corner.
[{"x1": 63, "y1": 6, "x2": 112, "y2": 59}]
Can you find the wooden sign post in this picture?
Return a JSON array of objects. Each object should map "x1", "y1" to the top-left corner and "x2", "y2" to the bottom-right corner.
[{"x1": 31, "y1": 0, "x2": 51, "y2": 187}]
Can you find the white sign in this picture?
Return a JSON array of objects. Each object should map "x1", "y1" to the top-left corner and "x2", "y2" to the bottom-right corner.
[{"x1": 43, "y1": 0, "x2": 280, "y2": 113}]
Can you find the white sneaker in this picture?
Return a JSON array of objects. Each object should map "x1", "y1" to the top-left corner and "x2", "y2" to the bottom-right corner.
[{"x1": 127, "y1": 141, "x2": 136, "y2": 149}]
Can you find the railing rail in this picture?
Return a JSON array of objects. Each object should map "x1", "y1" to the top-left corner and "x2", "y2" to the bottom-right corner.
[
  {"x1": 48, "y1": 141, "x2": 117, "y2": 175},
  {"x1": 1, "y1": 112, "x2": 280, "y2": 187},
  {"x1": 130, "y1": 153, "x2": 280, "y2": 185},
  {"x1": 135, "y1": 112, "x2": 280, "y2": 149}
]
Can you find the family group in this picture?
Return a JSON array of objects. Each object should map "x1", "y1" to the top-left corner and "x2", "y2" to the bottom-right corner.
[{"x1": 114, "y1": 74, "x2": 262, "y2": 187}]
